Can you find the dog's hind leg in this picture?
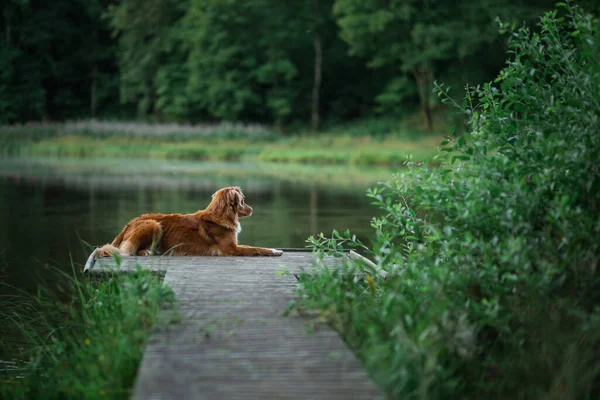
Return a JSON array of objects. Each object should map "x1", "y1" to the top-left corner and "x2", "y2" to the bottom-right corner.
[
  {"x1": 119, "y1": 220, "x2": 162, "y2": 256},
  {"x1": 96, "y1": 244, "x2": 127, "y2": 258}
]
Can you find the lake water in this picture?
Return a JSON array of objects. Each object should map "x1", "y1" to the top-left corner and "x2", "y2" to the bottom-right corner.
[{"x1": 0, "y1": 157, "x2": 396, "y2": 295}]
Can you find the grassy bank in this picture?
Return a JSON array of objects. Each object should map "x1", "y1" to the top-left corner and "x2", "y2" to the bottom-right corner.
[
  {"x1": 296, "y1": 6, "x2": 600, "y2": 398},
  {"x1": 0, "y1": 118, "x2": 445, "y2": 166},
  {"x1": 0, "y1": 265, "x2": 175, "y2": 400}
]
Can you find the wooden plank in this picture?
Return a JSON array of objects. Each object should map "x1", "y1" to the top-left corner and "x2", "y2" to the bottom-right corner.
[
  {"x1": 109, "y1": 252, "x2": 383, "y2": 400},
  {"x1": 86, "y1": 256, "x2": 170, "y2": 275},
  {"x1": 86, "y1": 252, "x2": 339, "y2": 276}
]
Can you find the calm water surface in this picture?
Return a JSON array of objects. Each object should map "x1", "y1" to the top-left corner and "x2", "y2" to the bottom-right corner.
[{"x1": 0, "y1": 157, "x2": 395, "y2": 294}]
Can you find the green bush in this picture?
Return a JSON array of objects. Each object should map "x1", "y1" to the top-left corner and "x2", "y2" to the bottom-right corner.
[{"x1": 299, "y1": 4, "x2": 600, "y2": 398}]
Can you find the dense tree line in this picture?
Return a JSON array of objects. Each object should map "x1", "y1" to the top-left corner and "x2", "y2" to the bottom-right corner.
[{"x1": 1, "y1": 0, "x2": 597, "y2": 129}]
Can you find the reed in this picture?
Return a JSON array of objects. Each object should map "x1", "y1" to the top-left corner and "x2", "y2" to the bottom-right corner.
[{"x1": 0, "y1": 260, "x2": 175, "y2": 400}]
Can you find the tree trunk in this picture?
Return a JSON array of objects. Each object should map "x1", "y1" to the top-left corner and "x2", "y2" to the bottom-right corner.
[
  {"x1": 413, "y1": 65, "x2": 434, "y2": 132},
  {"x1": 153, "y1": 94, "x2": 160, "y2": 122},
  {"x1": 266, "y1": 43, "x2": 286, "y2": 135},
  {"x1": 277, "y1": 120, "x2": 286, "y2": 135},
  {"x1": 311, "y1": 0, "x2": 322, "y2": 133},
  {"x1": 148, "y1": 84, "x2": 159, "y2": 121},
  {"x1": 91, "y1": 64, "x2": 97, "y2": 118},
  {"x1": 311, "y1": 34, "x2": 322, "y2": 133},
  {"x1": 422, "y1": 100, "x2": 433, "y2": 132},
  {"x1": 90, "y1": 29, "x2": 98, "y2": 118}
]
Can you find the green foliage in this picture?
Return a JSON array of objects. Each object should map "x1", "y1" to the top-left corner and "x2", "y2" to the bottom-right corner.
[
  {"x1": 0, "y1": 46, "x2": 44, "y2": 122},
  {"x1": 299, "y1": 4, "x2": 600, "y2": 398},
  {"x1": 0, "y1": 0, "x2": 574, "y2": 126},
  {"x1": 184, "y1": 0, "x2": 270, "y2": 121},
  {"x1": 108, "y1": 0, "x2": 188, "y2": 117},
  {"x1": 332, "y1": 0, "x2": 559, "y2": 126},
  {"x1": 0, "y1": 267, "x2": 174, "y2": 400},
  {"x1": 333, "y1": 0, "x2": 497, "y2": 108},
  {"x1": 184, "y1": 0, "x2": 317, "y2": 125},
  {"x1": 0, "y1": 0, "x2": 120, "y2": 121}
]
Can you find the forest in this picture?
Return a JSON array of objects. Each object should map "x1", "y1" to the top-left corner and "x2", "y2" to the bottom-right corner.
[
  {"x1": 2, "y1": 0, "x2": 598, "y2": 131},
  {"x1": 1, "y1": 1, "x2": 600, "y2": 398}
]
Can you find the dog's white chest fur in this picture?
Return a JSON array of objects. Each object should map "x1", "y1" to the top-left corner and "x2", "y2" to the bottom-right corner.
[{"x1": 236, "y1": 222, "x2": 242, "y2": 239}]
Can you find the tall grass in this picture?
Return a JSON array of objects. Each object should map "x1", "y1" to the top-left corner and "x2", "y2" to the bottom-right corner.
[
  {"x1": 0, "y1": 263, "x2": 174, "y2": 400},
  {"x1": 0, "y1": 120, "x2": 275, "y2": 140},
  {"x1": 0, "y1": 116, "x2": 446, "y2": 166},
  {"x1": 1, "y1": 133, "x2": 442, "y2": 166},
  {"x1": 298, "y1": 4, "x2": 600, "y2": 398}
]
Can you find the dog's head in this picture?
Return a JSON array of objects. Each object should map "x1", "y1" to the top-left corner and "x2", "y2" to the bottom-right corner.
[{"x1": 210, "y1": 186, "x2": 253, "y2": 219}]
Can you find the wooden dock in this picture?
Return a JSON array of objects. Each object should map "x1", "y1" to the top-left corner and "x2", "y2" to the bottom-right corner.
[{"x1": 85, "y1": 251, "x2": 382, "y2": 399}]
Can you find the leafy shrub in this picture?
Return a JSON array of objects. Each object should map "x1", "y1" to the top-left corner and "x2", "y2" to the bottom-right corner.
[{"x1": 299, "y1": 3, "x2": 600, "y2": 398}]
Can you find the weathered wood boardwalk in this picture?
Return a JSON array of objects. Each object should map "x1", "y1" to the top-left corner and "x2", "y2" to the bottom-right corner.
[{"x1": 85, "y1": 251, "x2": 382, "y2": 400}]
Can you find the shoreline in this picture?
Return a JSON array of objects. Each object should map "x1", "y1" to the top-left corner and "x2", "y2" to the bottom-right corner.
[
  {"x1": 1, "y1": 135, "x2": 441, "y2": 167},
  {"x1": 0, "y1": 118, "x2": 447, "y2": 167}
]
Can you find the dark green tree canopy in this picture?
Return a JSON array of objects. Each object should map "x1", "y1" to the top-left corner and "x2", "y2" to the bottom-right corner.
[{"x1": 2, "y1": 0, "x2": 594, "y2": 126}]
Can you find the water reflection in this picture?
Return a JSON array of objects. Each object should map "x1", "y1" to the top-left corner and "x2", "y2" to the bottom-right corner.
[{"x1": 0, "y1": 157, "x2": 394, "y2": 293}]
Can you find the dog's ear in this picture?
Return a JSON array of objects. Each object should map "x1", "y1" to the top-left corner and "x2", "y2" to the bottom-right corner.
[{"x1": 226, "y1": 187, "x2": 243, "y2": 212}]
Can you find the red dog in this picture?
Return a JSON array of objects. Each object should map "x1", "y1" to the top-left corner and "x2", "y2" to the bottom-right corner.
[{"x1": 96, "y1": 187, "x2": 283, "y2": 257}]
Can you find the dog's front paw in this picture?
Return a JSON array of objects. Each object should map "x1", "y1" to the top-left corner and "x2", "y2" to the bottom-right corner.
[{"x1": 270, "y1": 249, "x2": 284, "y2": 256}]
